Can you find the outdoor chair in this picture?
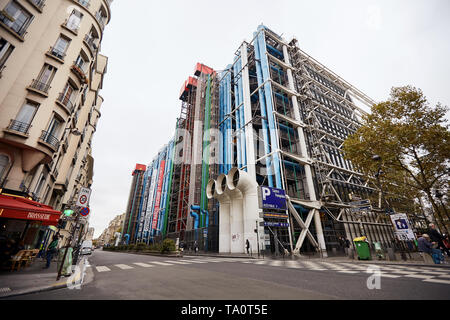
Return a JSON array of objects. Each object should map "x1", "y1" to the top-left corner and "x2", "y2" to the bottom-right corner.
[
  {"x1": 9, "y1": 250, "x2": 27, "y2": 271},
  {"x1": 24, "y1": 249, "x2": 39, "y2": 267}
]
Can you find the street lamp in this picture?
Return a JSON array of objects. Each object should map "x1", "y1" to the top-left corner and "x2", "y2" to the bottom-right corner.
[{"x1": 64, "y1": 127, "x2": 82, "y2": 136}]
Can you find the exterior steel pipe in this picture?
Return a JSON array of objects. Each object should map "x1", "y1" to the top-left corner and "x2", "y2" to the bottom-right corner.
[
  {"x1": 217, "y1": 173, "x2": 244, "y2": 253},
  {"x1": 207, "y1": 178, "x2": 231, "y2": 253},
  {"x1": 227, "y1": 167, "x2": 260, "y2": 254}
]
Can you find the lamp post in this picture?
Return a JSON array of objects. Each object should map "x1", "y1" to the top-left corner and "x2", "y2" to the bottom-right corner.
[{"x1": 372, "y1": 155, "x2": 391, "y2": 215}]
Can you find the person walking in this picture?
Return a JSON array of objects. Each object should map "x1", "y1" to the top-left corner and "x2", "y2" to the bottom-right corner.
[
  {"x1": 194, "y1": 241, "x2": 198, "y2": 254},
  {"x1": 428, "y1": 223, "x2": 450, "y2": 257},
  {"x1": 43, "y1": 235, "x2": 59, "y2": 269},
  {"x1": 246, "y1": 239, "x2": 250, "y2": 255},
  {"x1": 417, "y1": 234, "x2": 444, "y2": 264}
]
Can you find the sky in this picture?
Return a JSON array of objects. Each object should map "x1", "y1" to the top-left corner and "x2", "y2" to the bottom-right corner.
[{"x1": 89, "y1": 0, "x2": 450, "y2": 238}]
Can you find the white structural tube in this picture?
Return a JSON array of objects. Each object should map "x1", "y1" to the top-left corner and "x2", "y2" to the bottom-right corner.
[
  {"x1": 216, "y1": 173, "x2": 244, "y2": 253},
  {"x1": 226, "y1": 167, "x2": 261, "y2": 254},
  {"x1": 207, "y1": 178, "x2": 231, "y2": 253}
]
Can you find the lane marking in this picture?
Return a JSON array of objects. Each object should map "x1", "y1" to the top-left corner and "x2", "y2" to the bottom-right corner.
[
  {"x1": 114, "y1": 264, "x2": 134, "y2": 270},
  {"x1": 403, "y1": 274, "x2": 435, "y2": 279},
  {"x1": 95, "y1": 266, "x2": 111, "y2": 272},
  {"x1": 133, "y1": 262, "x2": 153, "y2": 268},
  {"x1": 338, "y1": 270, "x2": 360, "y2": 274}
]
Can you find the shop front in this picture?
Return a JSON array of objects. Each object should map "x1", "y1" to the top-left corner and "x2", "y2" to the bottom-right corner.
[{"x1": 0, "y1": 194, "x2": 61, "y2": 250}]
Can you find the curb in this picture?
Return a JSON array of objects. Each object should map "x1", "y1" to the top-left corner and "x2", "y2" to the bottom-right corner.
[{"x1": 0, "y1": 257, "x2": 88, "y2": 299}]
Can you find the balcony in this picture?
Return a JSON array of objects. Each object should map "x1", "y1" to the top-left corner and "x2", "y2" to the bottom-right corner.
[
  {"x1": 56, "y1": 93, "x2": 75, "y2": 114},
  {"x1": 39, "y1": 130, "x2": 60, "y2": 150},
  {"x1": 83, "y1": 34, "x2": 98, "y2": 55},
  {"x1": 6, "y1": 119, "x2": 32, "y2": 136},
  {"x1": 62, "y1": 20, "x2": 79, "y2": 35},
  {"x1": 95, "y1": 12, "x2": 105, "y2": 30},
  {"x1": 27, "y1": 79, "x2": 51, "y2": 96},
  {"x1": 71, "y1": 62, "x2": 88, "y2": 84},
  {"x1": 27, "y1": 0, "x2": 46, "y2": 12},
  {"x1": 47, "y1": 46, "x2": 66, "y2": 62}
]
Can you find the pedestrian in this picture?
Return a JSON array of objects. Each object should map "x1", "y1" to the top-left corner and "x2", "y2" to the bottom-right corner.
[
  {"x1": 417, "y1": 234, "x2": 444, "y2": 264},
  {"x1": 194, "y1": 240, "x2": 198, "y2": 254},
  {"x1": 246, "y1": 239, "x2": 250, "y2": 254},
  {"x1": 443, "y1": 235, "x2": 450, "y2": 251},
  {"x1": 428, "y1": 223, "x2": 450, "y2": 257},
  {"x1": 44, "y1": 235, "x2": 59, "y2": 269}
]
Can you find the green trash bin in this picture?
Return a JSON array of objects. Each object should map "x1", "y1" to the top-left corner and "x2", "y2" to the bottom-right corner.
[{"x1": 353, "y1": 237, "x2": 371, "y2": 260}]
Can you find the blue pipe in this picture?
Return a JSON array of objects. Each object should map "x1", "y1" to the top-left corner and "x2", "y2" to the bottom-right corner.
[
  {"x1": 257, "y1": 25, "x2": 283, "y2": 188},
  {"x1": 238, "y1": 57, "x2": 247, "y2": 170},
  {"x1": 293, "y1": 203, "x2": 309, "y2": 214},
  {"x1": 278, "y1": 123, "x2": 295, "y2": 133},
  {"x1": 233, "y1": 58, "x2": 242, "y2": 169},
  {"x1": 190, "y1": 205, "x2": 201, "y2": 229},
  {"x1": 266, "y1": 43, "x2": 283, "y2": 60},
  {"x1": 253, "y1": 31, "x2": 274, "y2": 187}
]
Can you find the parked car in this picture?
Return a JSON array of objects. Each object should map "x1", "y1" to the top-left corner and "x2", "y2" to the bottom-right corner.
[{"x1": 80, "y1": 240, "x2": 93, "y2": 255}]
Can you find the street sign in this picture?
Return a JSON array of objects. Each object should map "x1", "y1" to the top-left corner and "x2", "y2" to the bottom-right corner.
[
  {"x1": 80, "y1": 207, "x2": 90, "y2": 217},
  {"x1": 258, "y1": 186, "x2": 287, "y2": 210},
  {"x1": 350, "y1": 199, "x2": 372, "y2": 213},
  {"x1": 76, "y1": 187, "x2": 91, "y2": 208},
  {"x1": 263, "y1": 212, "x2": 289, "y2": 219},
  {"x1": 264, "y1": 221, "x2": 289, "y2": 227}
]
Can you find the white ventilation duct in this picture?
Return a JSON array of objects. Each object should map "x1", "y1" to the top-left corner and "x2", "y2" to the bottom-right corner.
[
  {"x1": 207, "y1": 178, "x2": 231, "y2": 253},
  {"x1": 227, "y1": 167, "x2": 260, "y2": 254},
  {"x1": 217, "y1": 173, "x2": 244, "y2": 253}
]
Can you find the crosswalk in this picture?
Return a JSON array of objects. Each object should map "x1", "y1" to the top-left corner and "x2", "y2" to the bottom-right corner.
[{"x1": 91, "y1": 257, "x2": 450, "y2": 285}]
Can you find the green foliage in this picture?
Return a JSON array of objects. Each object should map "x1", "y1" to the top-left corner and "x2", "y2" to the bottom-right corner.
[
  {"x1": 343, "y1": 85, "x2": 450, "y2": 231},
  {"x1": 160, "y1": 238, "x2": 176, "y2": 253}
]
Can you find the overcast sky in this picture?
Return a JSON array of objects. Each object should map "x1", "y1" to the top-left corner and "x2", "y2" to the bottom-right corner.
[{"x1": 89, "y1": 0, "x2": 450, "y2": 238}]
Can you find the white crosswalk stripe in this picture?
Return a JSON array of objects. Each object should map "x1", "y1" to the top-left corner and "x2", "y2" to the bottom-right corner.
[
  {"x1": 149, "y1": 261, "x2": 173, "y2": 266},
  {"x1": 423, "y1": 278, "x2": 450, "y2": 285},
  {"x1": 95, "y1": 266, "x2": 111, "y2": 272},
  {"x1": 114, "y1": 264, "x2": 133, "y2": 270},
  {"x1": 178, "y1": 259, "x2": 208, "y2": 264},
  {"x1": 133, "y1": 262, "x2": 153, "y2": 268},
  {"x1": 404, "y1": 274, "x2": 435, "y2": 279},
  {"x1": 165, "y1": 260, "x2": 191, "y2": 265}
]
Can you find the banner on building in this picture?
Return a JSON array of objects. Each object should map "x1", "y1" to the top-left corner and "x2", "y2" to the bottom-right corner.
[{"x1": 390, "y1": 213, "x2": 415, "y2": 241}]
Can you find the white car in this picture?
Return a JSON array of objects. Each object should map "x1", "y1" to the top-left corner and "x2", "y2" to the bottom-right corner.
[{"x1": 81, "y1": 246, "x2": 92, "y2": 255}]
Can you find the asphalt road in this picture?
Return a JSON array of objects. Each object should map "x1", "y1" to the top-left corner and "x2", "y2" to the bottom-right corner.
[{"x1": 7, "y1": 250, "x2": 450, "y2": 300}]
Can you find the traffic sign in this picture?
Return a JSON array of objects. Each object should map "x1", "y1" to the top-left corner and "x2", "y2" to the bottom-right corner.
[
  {"x1": 76, "y1": 187, "x2": 91, "y2": 207},
  {"x1": 80, "y1": 207, "x2": 90, "y2": 217}
]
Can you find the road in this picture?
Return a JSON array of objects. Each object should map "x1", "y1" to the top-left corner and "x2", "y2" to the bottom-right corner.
[{"x1": 6, "y1": 249, "x2": 450, "y2": 300}]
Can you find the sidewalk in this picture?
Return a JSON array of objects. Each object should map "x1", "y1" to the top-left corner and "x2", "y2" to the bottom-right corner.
[{"x1": 0, "y1": 255, "x2": 89, "y2": 299}]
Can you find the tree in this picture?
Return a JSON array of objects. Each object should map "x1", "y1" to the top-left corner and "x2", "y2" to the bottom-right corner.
[{"x1": 343, "y1": 86, "x2": 450, "y2": 233}]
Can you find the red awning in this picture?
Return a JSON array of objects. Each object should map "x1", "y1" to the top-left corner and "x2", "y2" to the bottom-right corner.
[{"x1": 0, "y1": 194, "x2": 61, "y2": 226}]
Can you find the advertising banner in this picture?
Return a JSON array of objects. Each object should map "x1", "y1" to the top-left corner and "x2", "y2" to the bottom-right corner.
[
  {"x1": 390, "y1": 213, "x2": 415, "y2": 240},
  {"x1": 151, "y1": 160, "x2": 166, "y2": 231}
]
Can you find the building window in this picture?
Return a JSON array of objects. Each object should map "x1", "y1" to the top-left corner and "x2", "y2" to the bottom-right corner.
[
  {"x1": 0, "y1": 154, "x2": 10, "y2": 184},
  {"x1": 0, "y1": 38, "x2": 14, "y2": 72},
  {"x1": 9, "y1": 101, "x2": 39, "y2": 134},
  {"x1": 65, "y1": 9, "x2": 83, "y2": 32},
  {"x1": 77, "y1": 0, "x2": 90, "y2": 8},
  {"x1": 57, "y1": 81, "x2": 77, "y2": 112},
  {"x1": 0, "y1": 1, "x2": 33, "y2": 36},
  {"x1": 33, "y1": 172, "x2": 46, "y2": 198},
  {"x1": 30, "y1": 63, "x2": 57, "y2": 93},
  {"x1": 50, "y1": 35, "x2": 70, "y2": 60},
  {"x1": 40, "y1": 114, "x2": 62, "y2": 149}
]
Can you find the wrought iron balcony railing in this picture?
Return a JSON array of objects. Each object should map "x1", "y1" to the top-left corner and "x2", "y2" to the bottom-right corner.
[
  {"x1": 7, "y1": 119, "x2": 32, "y2": 134},
  {"x1": 83, "y1": 34, "x2": 98, "y2": 53},
  {"x1": 39, "y1": 130, "x2": 60, "y2": 149},
  {"x1": 48, "y1": 46, "x2": 66, "y2": 60},
  {"x1": 29, "y1": 79, "x2": 51, "y2": 93},
  {"x1": 57, "y1": 93, "x2": 75, "y2": 113}
]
